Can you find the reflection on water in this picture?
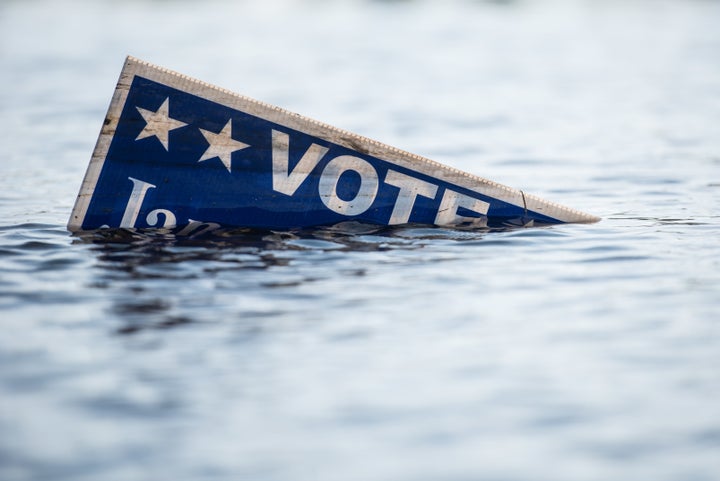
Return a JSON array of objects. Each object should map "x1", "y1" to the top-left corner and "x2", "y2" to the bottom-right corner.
[
  {"x1": 75, "y1": 221, "x2": 494, "y2": 252},
  {"x1": 72, "y1": 222, "x2": 497, "y2": 335}
]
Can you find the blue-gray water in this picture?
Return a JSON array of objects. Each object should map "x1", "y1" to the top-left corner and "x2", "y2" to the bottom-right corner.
[{"x1": 1, "y1": 0, "x2": 719, "y2": 480}]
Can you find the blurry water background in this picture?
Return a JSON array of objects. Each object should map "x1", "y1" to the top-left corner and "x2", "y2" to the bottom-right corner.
[{"x1": 1, "y1": 0, "x2": 719, "y2": 480}]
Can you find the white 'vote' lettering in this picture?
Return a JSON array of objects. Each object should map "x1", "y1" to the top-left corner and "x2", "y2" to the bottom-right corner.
[
  {"x1": 435, "y1": 189, "x2": 490, "y2": 226},
  {"x1": 319, "y1": 155, "x2": 379, "y2": 216},
  {"x1": 384, "y1": 169, "x2": 438, "y2": 224},
  {"x1": 271, "y1": 130, "x2": 329, "y2": 196},
  {"x1": 269, "y1": 131, "x2": 490, "y2": 225}
]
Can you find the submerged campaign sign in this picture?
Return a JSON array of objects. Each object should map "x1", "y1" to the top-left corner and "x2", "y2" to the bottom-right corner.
[{"x1": 68, "y1": 57, "x2": 598, "y2": 232}]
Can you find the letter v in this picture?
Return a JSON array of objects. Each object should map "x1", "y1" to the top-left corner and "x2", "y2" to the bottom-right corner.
[{"x1": 271, "y1": 130, "x2": 329, "y2": 196}]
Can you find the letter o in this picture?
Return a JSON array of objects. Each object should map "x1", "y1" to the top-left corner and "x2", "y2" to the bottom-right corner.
[{"x1": 318, "y1": 155, "x2": 379, "y2": 216}]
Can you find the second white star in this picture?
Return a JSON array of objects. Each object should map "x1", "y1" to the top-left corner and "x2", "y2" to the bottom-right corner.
[{"x1": 198, "y1": 119, "x2": 250, "y2": 173}]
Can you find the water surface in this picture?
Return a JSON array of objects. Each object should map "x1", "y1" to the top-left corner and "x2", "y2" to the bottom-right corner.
[{"x1": 1, "y1": 1, "x2": 719, "y2": 480}]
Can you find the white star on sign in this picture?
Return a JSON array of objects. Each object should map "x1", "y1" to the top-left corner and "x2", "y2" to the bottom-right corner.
[
  {"x1": 136, "y1": 98, "x2": 187, "y2": 151},
  {"x1": 198, "y1": 119, "x2": 250, "y2": 173}
]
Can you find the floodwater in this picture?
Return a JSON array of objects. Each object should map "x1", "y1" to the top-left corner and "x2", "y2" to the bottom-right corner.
[{"x1": 1, "y1": 0, "x2": 719, "y2": 480}]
